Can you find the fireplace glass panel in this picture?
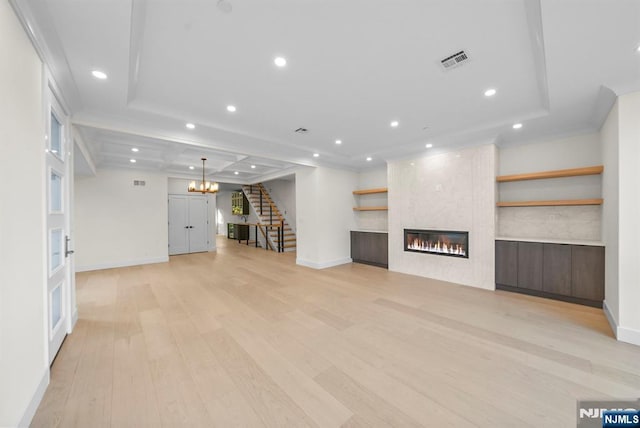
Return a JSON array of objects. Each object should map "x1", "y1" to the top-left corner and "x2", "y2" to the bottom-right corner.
[{"x1": 404, "y1": 229, "x2": 469, "y2": 258}]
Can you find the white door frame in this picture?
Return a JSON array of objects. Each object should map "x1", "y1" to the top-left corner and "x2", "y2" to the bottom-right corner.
[{"x1": 43, "y1": 70, "x2": 76, "y2": 364}]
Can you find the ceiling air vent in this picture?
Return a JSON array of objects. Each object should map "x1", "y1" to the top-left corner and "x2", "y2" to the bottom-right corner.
[
  {"x1": 133, "y1": 180, "x2": 146, "y2": 186},
  {"x1": 294, "y1": 127, "x2": 309, "y2": 134},
  {"x1": 440, "y1": 50, "x2": 469, "y2": 70}
]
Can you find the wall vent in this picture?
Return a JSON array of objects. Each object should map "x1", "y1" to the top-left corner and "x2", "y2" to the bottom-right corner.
[
  {"x1": 133, "y1": 180, "x2": 146, "y2": 186},
  {"x1": 294, "y1": 127, "x2": 309, "y2": 134},
  {"x1": 440, "y1": 50, "x2": 469, "y2": 70}
]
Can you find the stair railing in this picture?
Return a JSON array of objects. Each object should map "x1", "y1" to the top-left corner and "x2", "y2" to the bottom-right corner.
[{"x1": 244, "y1": 185, "x2": 285, "y2": 252}]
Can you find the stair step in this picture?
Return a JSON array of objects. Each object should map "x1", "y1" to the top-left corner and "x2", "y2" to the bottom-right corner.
[{"x1": 284, "y1": 243, "x2": 297, "y2": 248}]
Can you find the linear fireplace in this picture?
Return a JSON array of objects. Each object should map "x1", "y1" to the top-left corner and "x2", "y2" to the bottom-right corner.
[{"x1": 404, "y1": 229, "x2": 469, "y2": 258}]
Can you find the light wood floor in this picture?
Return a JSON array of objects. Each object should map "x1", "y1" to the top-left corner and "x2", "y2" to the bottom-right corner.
[{"x1": 32, "y1": 237, "x2": 640, "y2": 427}]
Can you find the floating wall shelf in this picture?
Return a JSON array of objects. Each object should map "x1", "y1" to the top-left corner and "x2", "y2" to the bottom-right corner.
[
  {"x1": 497, "y1": 165, "x2": 604, "y2": 207},
  {"x1": 352, "y1": 187, "x2": 388, "y2": 195},
  {"x1": 353, "y1": 187, "x2": 388, "y2": 211},
  {"x1": 497, "y1": 199, "x2": 603, "y2": 207},
  {"x1": 496, "y1": 165, "x2": 603, "y2": 182},
  {"x1": 353, "y1": 206, "x2": 388, "y2": 211}
]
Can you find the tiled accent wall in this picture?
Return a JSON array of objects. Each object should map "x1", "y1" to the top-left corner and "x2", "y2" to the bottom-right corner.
[
  {"x1": 498, "y1": 205, "x2": 601, "y2": 241},
  {"x1": 388, "y1": 144, "x2": 496, "y2": 290}
]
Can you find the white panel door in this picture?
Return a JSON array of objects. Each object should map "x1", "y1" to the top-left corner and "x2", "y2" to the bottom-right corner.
[
  {"x1": 46, "y1": 94, "x2": 70, "y2": 364},
  {"x1": 168, "y1": 195, "x2": 189, "y2": 255},
  {"x1": 188, "y1": 197, "x2": 208, "y2": 253},
  {"x1": 168, "y1": 195, "x2": 208, "y2": 254}
]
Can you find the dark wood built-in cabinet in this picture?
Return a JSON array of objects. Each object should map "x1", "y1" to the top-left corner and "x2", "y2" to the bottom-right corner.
[
  {"x1": 227, "y1": 223, "x2": 249, "y2": 240},
  {"x1": 571, "y1": 246, "x2": 605, "y2": 301},
  {"x1": 351, "y1": 231, "x2": 388, "y2": 268},
  {"x1": 542, "y1": 243, "x2": 572, "y2": 296},
  {"x1": 495, "y1": 240, "x2": 518, "y2": 287},
  {"x1": 517, "y1": 242, "x2": 543, "y2": 291},
  {"x1": 495, "y1": 240, "x2": 604, "y2": 307}
]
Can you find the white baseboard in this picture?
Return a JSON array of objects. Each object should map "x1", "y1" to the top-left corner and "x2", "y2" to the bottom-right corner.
[
  {"x1": 603, "y1": 300, "x2": 618, "y2": 338},
  {"x1": 617, "y1": 325, "x2": 640, "y2": 347},
  {"x1": 75, "y1": 256, "x2": 169, "y2": 272},
  {"x1": 18, "y1": 368, "x2": 49, "y2": 428},
  {"x1": 602, "y1": 300, "x2": 640, "y2": 346},
  {"x1": 296, "y1": 257, "x2": 352, "y2": 269}
]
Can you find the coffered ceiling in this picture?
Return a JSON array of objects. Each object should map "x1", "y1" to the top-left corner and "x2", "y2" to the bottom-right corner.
[{"x1": 11, "y1": 0, "x2": 640, "y2": 182}]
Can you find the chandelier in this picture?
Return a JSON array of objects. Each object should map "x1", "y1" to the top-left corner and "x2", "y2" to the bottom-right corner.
[{"x1": 188, "y1": 158, "x2": 219, "y2": 194}]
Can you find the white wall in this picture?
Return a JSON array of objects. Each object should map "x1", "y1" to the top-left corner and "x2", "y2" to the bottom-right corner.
[
  {"x1": 616, "y1": 91, "x2": 640, "y2": 345},
  {"x1": 497, "y1": 133, "x2": 603, "y2": 241},
  {"x1": 167, "y1": 178, "x2": 217, "y2": 251},
  {"x1": 74, "y1": 168, "x2": 169, "y2": 271},
  {"x1": 263, "y1": 177, "x2": 296, "y2": 232},
  {"x1": 296, "y1": 166, "x2": 357, "y2": 268},
  {"x1": 0, "y1": 3, "x2": 48, "y2": 426},
  {"x1": 354, "y1": 167, "x2": 388, "y2": 231},
  {"x1": 601, "y1": 100, "x2": 619, "y2": 328},
  {"x1": 388, "y1": 144, "x2": 496, "y2": 290}
]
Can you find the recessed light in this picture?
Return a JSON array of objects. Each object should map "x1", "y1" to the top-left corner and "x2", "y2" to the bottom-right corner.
[
  {"x1": 636, "y1": 45, "x2": 640, "y2": 53},
  {"x1": 390, "y1": 120, "x2": 399, "y2": 128},
  {"x1": 234, "y1": 171, "x2": 239, "y2": 175},
  {"x1": 410, "y1": 162, "x2": 415, "y2": 166},
  {"x1": 335, "y1": 139, "x2": 342, "y2": 145},
  {"x1": 91, "y1": 70, "x2": 107, "y2": 80},
  {"x1": 484, "y1": 88, "x2": 497, "y2": 97},
  {"x1": 226, "y1": 105, "x2": 236, "y2": 112},
  {"x1": 366, "y1": 157, "x2": 372, "y2": 162},
  {"x1": 131, "y1": 147, "x2": 139, "y2": 152},
  {"x1": 130, "y1": 159, "x2": 136, "y2": 163},
  {"x1": 274, "y1": 57, "x2": 287, "y2": 67},
  {"x1": 513, "y1": 123, "x2": 523, "y2": 129},
  {"x1": 186, "y1": 123, "x2": 195, "y2": 129},
  {"x1": 189, "y1": 166, "x2": 195, "y2": 170},
  {"x1": 250, "y1": 165, "x2": 256, "y2": 169},
  {"x1": 425, "y1": 143, "x2": 433, "y2": 148},
  {"x1": 313, "y1": 153, "x2": 319, "y2": 158}
]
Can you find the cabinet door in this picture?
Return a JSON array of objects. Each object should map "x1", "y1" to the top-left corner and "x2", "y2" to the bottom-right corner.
[
  {"x1": 542, "y1": 244, "x2": 572, "y2": 296},
  {"x1": 572, "y1": 246, "x2": 604, "y2": 301},
  {"x1": 495, "y1": 241, "x2": 518, "y2": 287},
  {"x1": 374, "y1": 233, "x2": 389, "y2": 267},
  {"x1": 237, "y1": 224, "x2": 249, "y2": 241},
  {"x1": 517, "y1": 242, "x2": 543, "y2": 290},
  {"x1": 351, "y1": 232, "x2": 370, "y2": 262},
  {"x1": 350, "y1": 232, "x2": 360, "y2": 260},
  {"x1": 351, "y1": 232, "x2": 388, "y2": 267}
]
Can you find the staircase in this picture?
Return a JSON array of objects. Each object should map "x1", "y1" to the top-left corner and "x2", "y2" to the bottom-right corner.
[{"x1": 242, "y1": 184, "x2": 296, "y2": 252}]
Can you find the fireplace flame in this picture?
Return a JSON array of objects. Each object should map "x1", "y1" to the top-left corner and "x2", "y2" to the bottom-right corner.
[{"x1": 408, "y1": 238, "x2": 467, "y2": 256}]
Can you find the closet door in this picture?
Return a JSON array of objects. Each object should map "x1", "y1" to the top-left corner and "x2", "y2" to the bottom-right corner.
[
  {"x1": 168, "y1": 195, "x2": 209, "y2": 255},
  {"x1": 187, "y1": 197, "x2": 208, "y2": 253},
  {"x1": 168, "y1": 195, "x2": 189, "y2": 255}
]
